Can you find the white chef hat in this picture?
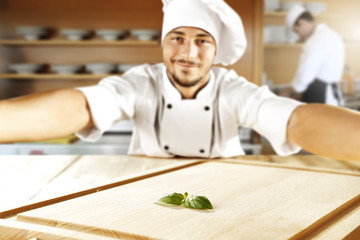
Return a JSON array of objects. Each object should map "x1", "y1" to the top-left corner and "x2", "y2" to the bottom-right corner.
[
  {"x1": 161, "y1": 0, "x2": 247, "y2": 66},
  {"x1": 286, "y1": 4, "x2": 307, "y2": 29}
]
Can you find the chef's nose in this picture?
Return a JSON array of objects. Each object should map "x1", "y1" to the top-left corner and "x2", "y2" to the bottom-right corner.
[{"x1": 180, "y1": 40, "x2": 198, "y2": 60}]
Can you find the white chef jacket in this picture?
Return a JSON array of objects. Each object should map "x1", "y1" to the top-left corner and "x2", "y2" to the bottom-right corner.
[
  {"x1": 76, "y1": 63, "x2": 302, "y2": 158},
  {"x1": 292, "y1": 23, "x2": 345, "y2": 106}
]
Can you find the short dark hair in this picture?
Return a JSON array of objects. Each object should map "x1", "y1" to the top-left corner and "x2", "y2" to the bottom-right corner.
[{"x1": 294, "y1": 11, "x2": 314, "y2": 26}]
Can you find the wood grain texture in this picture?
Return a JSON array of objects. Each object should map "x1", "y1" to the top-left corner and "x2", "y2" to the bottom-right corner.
[
  {"x1": 0, "y1": 157, "x2": 201, "y2": 219},
  {"x1": 16, "y1": 161, "x2": 360, "y2": 240},
  {"x1": 31, "y1": 155, "x2": 200, "y2": 201},
  {"x1": 300, "y1": 198, "x2": 360, "y2": 240},
  {"x1": 0, "y1": 155, "x2": 78, "y2": 212}
]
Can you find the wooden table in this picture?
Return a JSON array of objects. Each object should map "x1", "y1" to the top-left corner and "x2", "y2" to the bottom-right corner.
[{"x1": 0, "y1": 154, "x2": 360, "y2": 239}]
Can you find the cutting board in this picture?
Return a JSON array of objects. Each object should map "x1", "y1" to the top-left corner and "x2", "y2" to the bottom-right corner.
[
  {"x1": 15, "y1": 161, "x2": 360, "y2": 240},
  {"x1": 0, "y1": 155, "x2": 78, "y2": 211}
]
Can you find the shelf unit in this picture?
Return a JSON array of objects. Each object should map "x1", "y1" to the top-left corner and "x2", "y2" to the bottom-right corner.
[
  {"x1": 264, "y1": 10, "x2": 338, "y2": 18},
  {"x1": 0, "y1": 73, "x2": 118, "y2": 80},
  {"x1": 0, "y1": 38, "x2": 158, "y2": 80},
  {"x1": 0, "y1": 39, "x2": 157, "y2": 83},
  {"x1": 264, "y1": 43, "x2": 303, "y2": 49},
  {"x1": 0, "y1": 0, "x2": 166, "y2": 98},
  {"x1": 0, "y1": 39, "x2": 159, "y2": 46}
]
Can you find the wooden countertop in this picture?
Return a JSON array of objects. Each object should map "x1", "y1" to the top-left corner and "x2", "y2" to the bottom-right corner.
[{"x1": 0, "y1": 154, "x2": 360, "y2": 239}]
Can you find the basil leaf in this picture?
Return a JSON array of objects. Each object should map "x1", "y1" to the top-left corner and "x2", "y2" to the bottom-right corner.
[
  {"x1": 155, "y1": 192, "x2": 184, "y2": 206},
  {"x1": 183, "y1": 195, "x2": 213, "y2": 210}
]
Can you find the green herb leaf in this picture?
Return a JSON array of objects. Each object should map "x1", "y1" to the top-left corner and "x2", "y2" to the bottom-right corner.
[
  {"x1": 183, "y1": 195, "x2": 213, "y2": 210},
  {"x1": 155, "y1": 192, "x2": 185, "y2": 206}
]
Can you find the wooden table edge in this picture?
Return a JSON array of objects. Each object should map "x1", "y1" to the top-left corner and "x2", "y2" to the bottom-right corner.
[{"x1": 0, "y1": 159, "x2": 203, "y2": 219}]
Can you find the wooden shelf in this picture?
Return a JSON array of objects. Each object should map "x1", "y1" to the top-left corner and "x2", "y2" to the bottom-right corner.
[
  {"x1": 264, "y1": 43, "x2": 303, "y2": 49},
  {"x1": 265, "y1": 41, "x2": 360, "y2": 49},
  {"x1": 264, "y1": 11, "x2": 287, "y2": 17},
  {"x1": 0, "y1": 39, "x2": 160, "y2": 46},
  {"x1": 264, "y1": 11, "x2": 338, "y2": 18},
  {"x1": 0, "y1": 73, "x2": 122, "y2": 79}
]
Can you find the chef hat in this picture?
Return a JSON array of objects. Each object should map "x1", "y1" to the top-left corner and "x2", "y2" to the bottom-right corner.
[
  {"x1": 161, "y1": 0, "x2": 247, "y2": 66},
  {"x1": 286, "y1": 4, "x2": 307, "y2": 29}
]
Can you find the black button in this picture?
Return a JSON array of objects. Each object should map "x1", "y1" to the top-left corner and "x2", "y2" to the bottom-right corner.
[
  {"x1": 199, "y1": 149, "x2": 205, "y2": 153},
  {"x1": 167, "y1": 104, "x2": 172, "y2": 109},
  {"x1": 164, "y1": 145, "x2": 169, "y2": 150},
  {"x1": 204, "y1": 106, "x2": 210, "y2": 111}
]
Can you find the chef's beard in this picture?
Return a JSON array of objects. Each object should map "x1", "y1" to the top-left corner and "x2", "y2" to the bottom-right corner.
[
  {"x1": 168, "y1": 59, "x2": 203, "y2": 87},
  {"x1": 169, "y1": 71, "x2": 203, "y2": 87}
]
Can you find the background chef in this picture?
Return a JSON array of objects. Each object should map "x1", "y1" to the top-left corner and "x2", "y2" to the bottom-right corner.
[
  {"x1": 279, "y1": 4, "x2": 345, "y2": 106},
  {"x1": 0, "y1": 0, "x2": 359, "y2": 161}
]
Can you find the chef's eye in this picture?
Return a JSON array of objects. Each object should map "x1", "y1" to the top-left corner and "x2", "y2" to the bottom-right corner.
[
  {"x1": 172, "y1": 36, "x2": 183, "y2": 42},
  {"x1": 197, "y1": 39, "x2": 207, "y2": 44}
]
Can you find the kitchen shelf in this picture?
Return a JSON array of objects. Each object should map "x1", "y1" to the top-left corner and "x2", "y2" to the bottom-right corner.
[
  {"x1": 0, "y1": 39, "x2": 160, "y2": 46},
  {"x1": 0, "y1": 73, "x2": 121, "y2": 79},
  {"x1": 264, "y1": 43, "x2": 303, "y2": 49},
  {"x1": 265, "y1": 40, "x2": 358, "y2": 49},
  {"x1": 264, "y1": 11, "x2": 287, "y2": 17},
  {"x1": 264, "y1": 11, "x2": 338, "y2": 18}
]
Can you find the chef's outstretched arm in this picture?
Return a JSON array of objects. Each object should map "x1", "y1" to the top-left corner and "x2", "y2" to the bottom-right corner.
[
  {"x1": 287, "y1": 104, "x2": 360, "y2": 161},
  {"x1": 0, "y1": 88, "x2": 93, "y2": 143}
]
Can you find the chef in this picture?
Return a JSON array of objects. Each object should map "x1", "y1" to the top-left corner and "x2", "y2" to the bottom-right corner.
[
  {"x1": 75, "y1": 0, "x2": 302, "y2": 158},
  {"x1": 281, "y1": 4, "x2": 345, "y2": 106},
  {"x1": 0, "y1": 0, "x2": 359, "y2": 161}
]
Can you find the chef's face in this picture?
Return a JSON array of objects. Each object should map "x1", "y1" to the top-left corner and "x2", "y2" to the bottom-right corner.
[
  {"x1": 293, "y1": 19, "x2": 313, "y2": 40},
  {"x1": 162, "y1": 27, "x2": 217, "y2": 88}
]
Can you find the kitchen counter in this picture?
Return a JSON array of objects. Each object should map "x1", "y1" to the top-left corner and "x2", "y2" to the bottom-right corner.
[
  {"x1": 0, "y1": 128, "x2": 262, "y2": 155},
  {"x1": 0, "y1": 154, "x2": 360, "y2": 239}
]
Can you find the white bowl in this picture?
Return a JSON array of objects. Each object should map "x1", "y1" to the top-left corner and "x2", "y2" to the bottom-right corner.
[
  {"x1": 280, "y1": 1, "x2": 304, "y2": 12},
  {"x1": 60, "y1": 29, "x2": 91, "y2": 41},
  {"x1": 86, "y1": 63, "x2": 117, "y2": 74},
  {"x1": 16, "y1": 26, "x2": 49, "y2": 40},
  {"x1": 51, "y1": 64, "x2": 84, "y2": 74},
  {"x1": 9, "y1": 63, "x2": 45, "y2": 74},
  {"x1": 96, "y1": 29, "x2": 127, "y2": 41},
  {"x1": 304, "y1": 2, "x2": 326, "y2": 14},
  {"x1": 265, "y1": 0, "x2": 280, "y2": 11},
  {"x1": 268, "y1": 25, "x2": 287, "y2": 43},
  {"x1": 263, "y1": 26, "x2": 272, "y2": 44},
  {"x1": 286, "y1": 28, "x2": 299, "y2": 43},
  {"x1": 117, "y1": 64, "x2": 139, "y2": 73},
  {"x1": 130, "y1": 29, "x2": 160, "y2": 41}
]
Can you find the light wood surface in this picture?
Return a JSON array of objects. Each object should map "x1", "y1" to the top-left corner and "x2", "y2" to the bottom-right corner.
[
  {"x1": 0, "y1": 155, "x2": 78, "y2": 212},
  {"x1": 304, "y1": 200, "x2": 360, "y2": 240},
  {"x1": 0, "y1": 155, "x2": 200, "y2": 218},
  {"x1": 264, "y1": 43, "x2": 303, "y2": 49},
  {"x1": 14, "y1": 160, "x2": 360, "y2": 240},
  {"x1": 0, "y1": 218, "x2": 120, "y2": 240}
]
